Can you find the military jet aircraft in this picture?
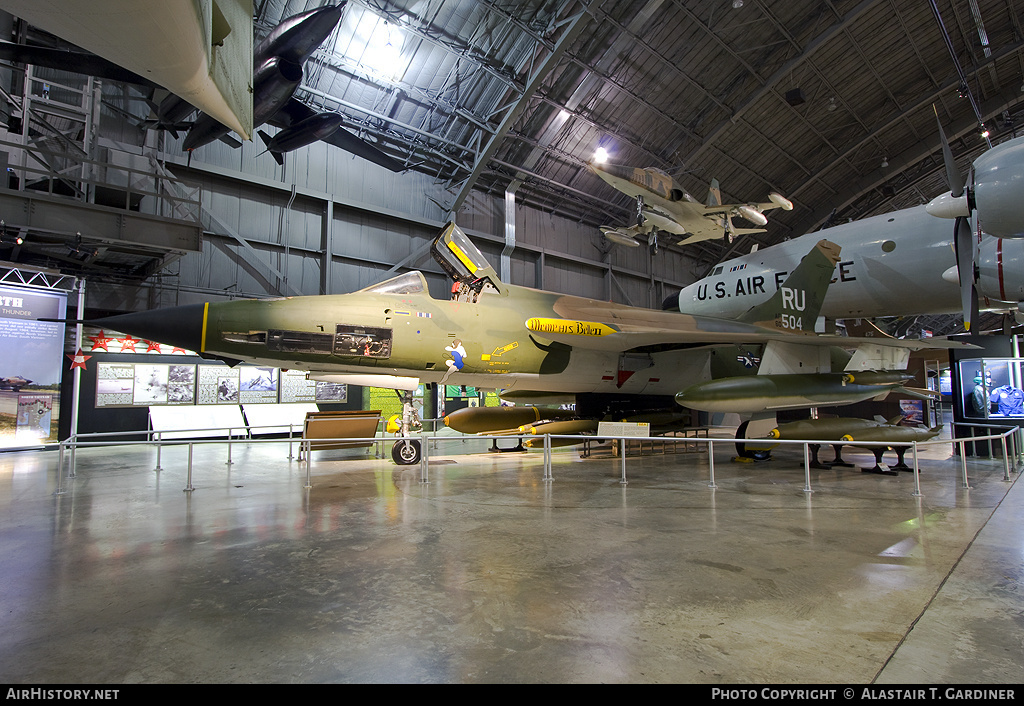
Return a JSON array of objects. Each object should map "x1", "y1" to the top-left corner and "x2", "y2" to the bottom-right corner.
[
  {"x1": 588, "y1": 162, "x2": 793, "y2": 249},
  {"x1": 0, "y1": 375, "x2": 32, "y2": 392},
  {"x1": 180, "y1": 3, "x2": 402, "y2": 172},
  {"x1": 669, "y1": 203, "x2": 1024, "y2": 326},
  {"x1": 71, "y1": 223, "x2": 968, "y2": 465}
]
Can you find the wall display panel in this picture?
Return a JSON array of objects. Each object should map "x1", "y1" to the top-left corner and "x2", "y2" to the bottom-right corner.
[
  {"x1": 199, "y1": 365, "x2": 240, "y2": 404},
  {"x1": 315, "y1": 381, "x2": 347, "y2": 402},
  {"x1": 95, "y1": 360, "x2": 290, "y2": 408},
  {"x1": 280, "y1": 369, "x2": 318, "y2": 403},
  {"x1": 0, "y1": 285, "x2": 67, "y2": 448}
]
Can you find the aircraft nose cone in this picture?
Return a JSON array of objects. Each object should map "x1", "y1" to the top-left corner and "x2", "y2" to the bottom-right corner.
[{"x1": 95, "y1": 303, "x2": 209, "y2": 353}]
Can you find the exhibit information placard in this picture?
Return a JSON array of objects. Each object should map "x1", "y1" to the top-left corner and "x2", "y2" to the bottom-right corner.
[{"x1": 0, "y1": 285, "x2": 66, "y2": 447}]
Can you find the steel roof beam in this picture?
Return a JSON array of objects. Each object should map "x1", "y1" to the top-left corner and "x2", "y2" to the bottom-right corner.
[{"x1": 447, "y1": 2, "x2": 599, "y2": 216}]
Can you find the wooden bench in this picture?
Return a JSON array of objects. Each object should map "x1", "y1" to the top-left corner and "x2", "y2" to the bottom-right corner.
[{"x1": 298, "y1": 410, "x2": 381, "y2": 460}]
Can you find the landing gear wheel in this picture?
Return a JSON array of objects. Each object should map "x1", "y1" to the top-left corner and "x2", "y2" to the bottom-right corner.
[
  {"x1": 735, "y1": 420, "x2": 772, "y2": 461},
  {"x1": 648, "y1": 227, "x2": 659, "y2": 255},
  {"x1": 392, "y1": 439, "x2": 422, "y2": 465}
]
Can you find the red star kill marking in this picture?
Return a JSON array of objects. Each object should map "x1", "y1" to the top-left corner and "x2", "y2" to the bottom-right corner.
[
  {"x1": 171, "y1": 347, "x2": 188, "y2": 355},
  {"x1": 146, "y1": 340, "x2": 162, "y2": 353},
  {"x1": 88, "y1": 330, "x2": 112, "y2": 351},
  {"x1": 118, "y1": 335, "x2": 138, "y2": 352},
  {"x1": 67, "y1": 348, "x2": 91, "y2": 370}
]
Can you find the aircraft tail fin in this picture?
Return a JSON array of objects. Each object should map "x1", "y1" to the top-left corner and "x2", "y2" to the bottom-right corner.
[
  {"x1": 737, "y1": 239, "x2": 841, "y2": 333},
  {"x1": 258, "y1": 130, "x2": 284, "y2": 166},
  {"x1": 706, "y1": 178, "x2": 722, "y2": 208}
]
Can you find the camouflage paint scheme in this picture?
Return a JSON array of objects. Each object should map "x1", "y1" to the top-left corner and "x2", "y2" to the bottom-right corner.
[{"x1": 94, "y1": 225, "x2": 968, "y2": 418}]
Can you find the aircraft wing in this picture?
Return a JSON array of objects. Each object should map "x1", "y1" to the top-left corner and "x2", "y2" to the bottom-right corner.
[
  {"x1": 0, "y1": 41, "x2": 159, "y2": 87},
  {"x1": 0, "y1": 0, "x2": 253, "y2": 139},
  {"x1": 527, "y1": 304, "x2": 974, "y2": 355},
  {"x1": 677, "y1": 226, "x2": 764, "y2": 247},
  {"x1": 271, "y1": 99, "x2": 404, "y2": 172}
]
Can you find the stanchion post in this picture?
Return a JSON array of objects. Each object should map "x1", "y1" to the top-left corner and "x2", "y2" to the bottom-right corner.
[
  {"x1": 287, "y1": 424, "x2": 294, "y2": 460},
  {"x1": 912, "y1": 441, "x2": 923, "y2": 497},
  {"x1": 959, "y1": 440, "x2": 971, "y2": 489},
  {"x1": 420, "y1": 435, "x2": 430, "y2": 484},
  {"x1": 55, "y1": 440, "x2": 65, "y2": 495},
  {"x1": 544, "y1": 434, "x2": 552, "y2": 481},
  {"x1": 226, "y1": 428, "x2": 233, "y2": 466},
  {"x1": 68, "y1": 434, "x2": 77, "y2": 478},
  {"x1": 802, "y1": 443, "x2": 813, "y2": 493},
  {"x1": 708, "y1": 439, "x2": 717, "y2": 489},
  {"x1": 184, "y1": 443, "x2": 195, "y2": 492},
  {"x1": 619, "y1": 438, "x2": 627, "y2": 485},
  {"x1": 154, "y1": 431, "x2": 162, "y2": 471},
  {"x1": 304, "y1": 439, "x2": 311, "y2": 488},
  {"x1": 1002, "y1": 434, "x2": 1011, "y2": 481}
]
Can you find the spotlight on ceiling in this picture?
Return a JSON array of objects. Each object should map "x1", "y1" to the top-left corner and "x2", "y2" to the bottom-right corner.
[
  {"x1": 881, "y1": 156, "x2": 889, "y2": 168},
  {"x1": 732, "y1": 0, "x2": 744, "y2": 7},
  {"x1": 593, "y1": 147, "x2": 609, "y2": 164},
  {"x1": 828, "y1": 97, "x2": 837, "y2": 112},
  {"x1": 980, "y1": 124, "x2": 990, "y2": 139}
]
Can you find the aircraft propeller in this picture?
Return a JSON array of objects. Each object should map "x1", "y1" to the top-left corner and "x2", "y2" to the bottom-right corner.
[
  {"x1": 927, "y1": 106, "x2": 1024, "y2": 331},
  {"x1": 928, "y1": 107, "x2": 980, "y2": 331}
]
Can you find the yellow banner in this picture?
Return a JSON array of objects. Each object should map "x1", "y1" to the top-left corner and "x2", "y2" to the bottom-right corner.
[{"x1": 527, "y1": 318, "x2": 616, "y2": 337}]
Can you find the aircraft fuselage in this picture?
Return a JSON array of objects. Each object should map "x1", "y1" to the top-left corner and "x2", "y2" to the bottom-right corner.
[{"x1": 675, "y1": 205, "x2": 1024, "y2": 321}]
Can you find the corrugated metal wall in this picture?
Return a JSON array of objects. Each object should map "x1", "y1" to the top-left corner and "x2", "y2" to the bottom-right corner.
[{"x1": 91, "y1": 103, "x2": 697, "y2": 313}]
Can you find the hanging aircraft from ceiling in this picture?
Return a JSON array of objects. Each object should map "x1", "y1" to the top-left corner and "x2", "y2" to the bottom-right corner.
[
  {"x1": 0, "y1": 3, "x2": 403, "y2": 172},
  {"x1": 588, "y1": 161, "x2": 793, "y2": 251},
  {"x1": 178, "y1": 3, "x2": 403, "y2": 172}
]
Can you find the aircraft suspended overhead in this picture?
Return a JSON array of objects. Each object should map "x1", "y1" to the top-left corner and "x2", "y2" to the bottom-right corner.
[
  {"x1": 588, "y1": 161, "x2": 793, "y2": 250},
  {"x1": 671, "y1": 204, "x2": 1024, "y2": 326},
  {"x1": 180, "y1": 3, "x2": 403, "y2": 172},
  {"x1": 0, "y1": 3, "x2": 402, "y2": 172},
  {"x1": 925, "y1": 108, "x2": 1024, "y2": 331},
  {"x1": 61, "y1": 223, "x2": 971, "y2": 464},
  {"x1": 0, "y1": 0, "x2": 253, "y2": 139}
]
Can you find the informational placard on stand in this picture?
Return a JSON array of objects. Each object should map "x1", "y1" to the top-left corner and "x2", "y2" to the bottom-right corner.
[{"x1": 597, "y1": 421, "x2": 650, "y2": 437}]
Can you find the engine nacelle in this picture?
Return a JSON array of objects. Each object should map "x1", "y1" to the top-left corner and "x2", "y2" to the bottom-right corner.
[{"x1": 976, "y1": 237, "x2": 1024, "y2": 305}]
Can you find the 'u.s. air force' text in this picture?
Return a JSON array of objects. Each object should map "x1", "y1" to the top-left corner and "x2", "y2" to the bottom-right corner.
[{"x1": 694, "y1": 261, "x2": 856, "y2": 301}]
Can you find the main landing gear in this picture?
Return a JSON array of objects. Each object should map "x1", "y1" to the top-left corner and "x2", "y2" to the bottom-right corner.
[
  {"x1": 734, "y1": 420, "x2": 771, "y2": 462},
  {"x1": 390, "y1": 389, "x2": 423, "y2": 465}
]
